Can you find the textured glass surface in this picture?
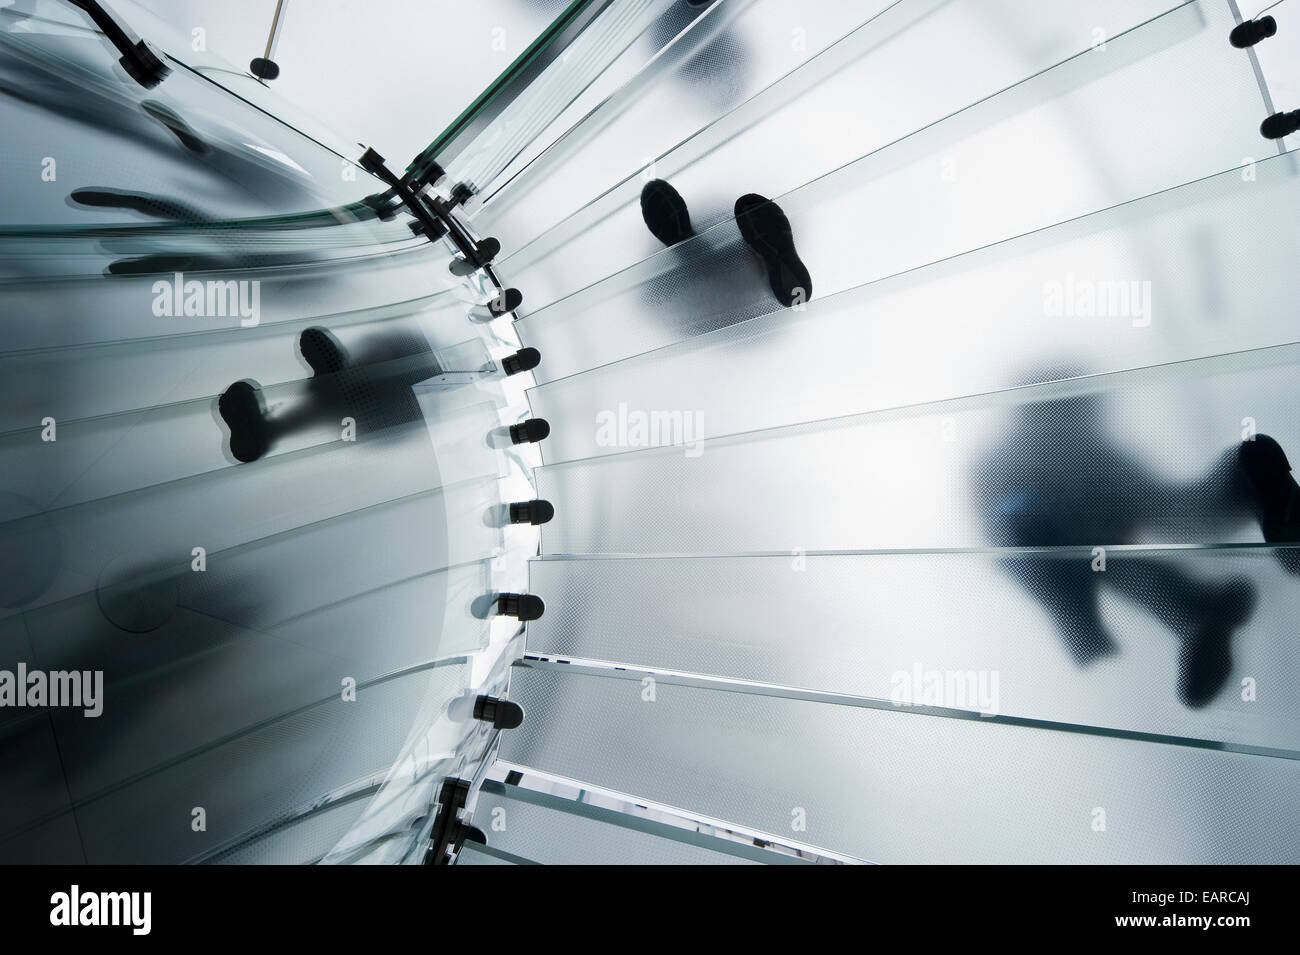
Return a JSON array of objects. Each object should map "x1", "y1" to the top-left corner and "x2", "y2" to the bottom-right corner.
[
  {"x1": 207, "y1": 798, "x2": 372, "y2": 865},
  {"x1": 0, "y1": 290, "x2": 505, "y2": 438},
  {"x1": 6, "y1": 0, "x2": 1299, "y2": 867},
  {"x1": 0, "y1": 1, "x2": 540, "y2": 864},
  {"x1": 12, "y1": 662, "x2": 463, "y2": 862},
  {"x1": 528, "y1": 151, "x2": 1300, "y2": 464},
  {"x1": 500, "y1": 663, "x2": 1300, "y2": 863},
  {"x1": 514, "y1": 0, "x2": 1268, "y2": 383},
  {"x1": 484, "y1": 0, "x2": 1300, "y2": 865},
  {"x1": 456, "y1": 844, "x2": 518, "y2": 865},
  {"x1": 527, "y1": 550, "x2": 1300, "y2": 754},
  {"x1": 535, "y1": 349, "x2": 1300, "y2": 553},
  {"x1": 475, "y1": 0, "x2": 895, "y2": 251},
  {"x1": 0, "y1": 2, "x2": 366, "y2": 225},
  {"x1": 443, "y1": 0, "x2": 674, "y2": 197},
  {"x1": 491, "y1": 0, "x2": 1182, "y2": 310},
  {"x1": 0, "y1": 241, "x2": 455, "y2": 352},
  {"x1": 469, "y1": 782, "x2": 759, "y2": 865},
  {"x1": 3, "y1": 0, "x2": 362, "y2": 159}
]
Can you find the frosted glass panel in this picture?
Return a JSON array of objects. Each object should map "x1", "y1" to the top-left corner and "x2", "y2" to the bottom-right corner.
[
  {"x1": 207, "y1": 798, "x2": 370, "y2": 865},
  {"x1": 0, "y1": 5, "x2": 372, "y2": 226},
  {"x1": 528, "y1": 551, "x2": 1300, "y2": 752},
  {"x1": 456, "y1": 845, "x2": 520, "y2": 865},
  {"x1": 529, "y1": 152, "x2": 1300, "y2": 464},
  {"x1": 498, "y1": 0, "x2": 1182, "y2": 313},
  {"x1": 0, "y1": 303, "x2": 447, "y2": 432},
  {"x1": 70, "y1": 664, "x2": 464, "y2": 863},
  {"x1": 4, "y1": 426, "x2": 442, "y2": 612},
  {"x1": 478, "y1": 0, "x2": 896, "y2": 254},
  {"x1": 6, "y1": 0, "x2": 1296, "y2": 867},
  {"x1": 470, "y1": 783, "x2": 759, "y2": 865},
  {"x1": 536, "y1": 349, "x2": 1300, "y2": 554},
  {"x1": 516, "y1": 0, "x2": 1269, "y2": 383},
  {"x1": 0, "y1": 242, "x2": 455, "y2": 353},
  {"x1": 443, "y1": 0, "x2": 672, "y2": 196},
  {"x1": 0, "y1": 0, "x2": 540, "y2": 864},
  {"x1": 500, "y1": 663, "x2": 1300, "y2": 863}
]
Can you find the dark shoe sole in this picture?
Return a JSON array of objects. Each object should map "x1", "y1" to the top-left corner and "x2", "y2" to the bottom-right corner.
[
  {"x1": 735, "y1": 192, "x2": 811, "y2": 308},
  {"x1": 640, "y1": 179, "x2": 695, "y2": 247},
  {"x1": 218, "y1": 380, "x2": 271, "y2": 463},
  {"x1": 299, "y1": 327, "x2": 347, "y2": 376}
]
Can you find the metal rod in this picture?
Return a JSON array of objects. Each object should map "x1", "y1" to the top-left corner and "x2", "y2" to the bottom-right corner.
[{"x1": 262, "y1": 0, "x2": 287, "y2": 60}]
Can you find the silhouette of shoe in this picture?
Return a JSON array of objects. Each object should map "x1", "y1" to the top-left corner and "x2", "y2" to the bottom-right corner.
[
  {"x1": 299, "y1": 327, "x2": 347, "y2": 376},
  {"x1": 1177, "y1": 577, "x2": 1255, "y2": 708},
  {"x1": 640, "y1": 179, "x2": 695, "y2": 247},
  {"x1": 735, "y1": 192, "x2": 812, "y2": 308},
  {"x1": 1239, "y1": 434, "x2": 1300, "y2": 575},
  {"x1": 141, "y1": 100, "x2": 211, "y2": 154},
  {"x1": 219, "y1": 380, "x2": 272, "y2": 463},
  {"x1": 70, "y1": 188, "x2": 207, "y2": 222}
]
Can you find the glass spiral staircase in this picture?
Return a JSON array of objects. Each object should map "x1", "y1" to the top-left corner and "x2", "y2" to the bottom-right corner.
[{"x1": 3, "y1": 0, "x2": 1299, "y2": 864}]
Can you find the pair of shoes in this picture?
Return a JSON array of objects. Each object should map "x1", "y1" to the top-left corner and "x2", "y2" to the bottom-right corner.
[{"x1": 639, "y1": 179, "x2": 812, "y2": 308}]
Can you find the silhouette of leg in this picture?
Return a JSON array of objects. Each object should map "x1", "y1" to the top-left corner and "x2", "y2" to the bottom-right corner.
[
  {"x1": 299, "y1": 327, "x2": 347, "y2": 376},
  {"x1": 1104, "y1": 558, "x2": 1256, "y2": 708},
  {"x1": 1239, "y1": 434, "x2": 1300, "y2": 575},
  {"x1": 734, "y1": 193, "x2": 812, "y2": 308},
  {"x1": 1003, "y1": 555, "x2": 1117, "y2": 666}
]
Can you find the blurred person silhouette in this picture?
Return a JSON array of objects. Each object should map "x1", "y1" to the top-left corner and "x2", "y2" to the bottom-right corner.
[
  {"x1": 218, "y1": 326, "x2": 440, "y2": 463},
  {"x1": 647, "y1": 0, "x2": 752, "y2": 114},
  {"x1": 973, "y1": 376, "x2": 1300, "y2": 708}
]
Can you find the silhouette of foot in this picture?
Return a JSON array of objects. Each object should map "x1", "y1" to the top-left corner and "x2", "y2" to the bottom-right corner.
[
  {"x1": 1177, "y1": 577, "x2": 1255, "y2": 708},
  {"x1": 1239, "y1": 434, "x2": 1300, "y2": 575},
  {"x1": 70, "y1": 188, "x2": 207, "y2": 222},
  {"x1": 735, "y1": 192, "x2": 812, "y2": 308},
  {"x1": 640, "y1": 179, "x2": 695, "y2": 247},
  {"x1": 299, "y1": 327, "x2": 347, "y2": 376},
  {"x1": 141, "y1": 100, "x2": 211, "y2": 154},
  {"x1": 219, "y1": 380, "x2": 272, "y2": 463}
]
